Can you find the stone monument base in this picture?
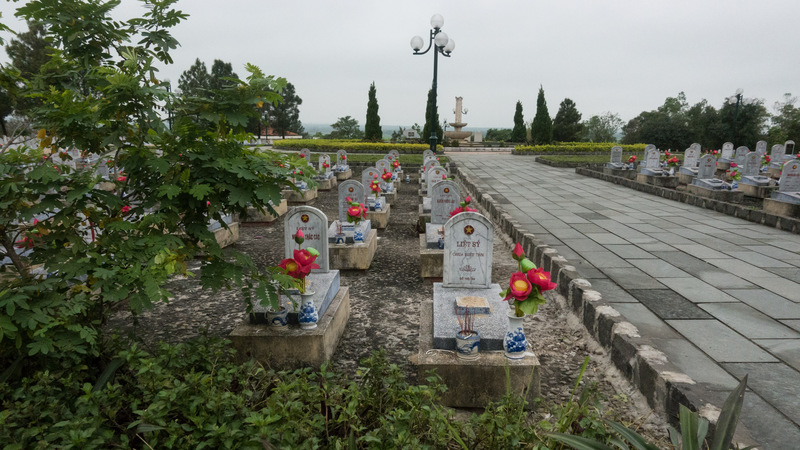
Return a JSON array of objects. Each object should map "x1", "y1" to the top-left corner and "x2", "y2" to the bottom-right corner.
[
  {"x1": 687, "y1": 184, "x2": 744, "y2": 202},
  {"x1": 603, "y1": 167, "x2": 636, "y2": 179},
  {"x1": 420, "y1": 234, "x2": 443, "y2": 279},
  {"x1": 366, "y1": 203, "x2": 390, "y2": 229},
  {"x1": 677, "y1": 172, "x2": 696, "y2": 185},
  {"x1": 241, "y1": 199, "x2": 288, "y2": 223},
  {"x1": 213, "y1": 222, "x2": 239, "y2": 248},
  {"x1": 636, "y1": 173, "x2": 679, "y2": 189},
  {"x1": 282, "y1": 188, "x2": 318, "y2": 204},
  {"x1": 329, "y1": 229, "x2": 378, "y2": 270},
  {"x1": 764, "y1": 196, "x2": 800, "y2": 218},
  {"x1": 382, "y1": 190, "x2": 396, "y2": 205},
  {"x1": 316, "y1": 177, "x2": 337, "y2": 191},
  {"x1": 417, "y1": 204, "x2": 431, "y2": 231},
  {"x1": 335, "y1": 169, "x2": 352, "y2": 181},
  {"x1": 767, "y1": 166, "x2": 781, "y2": 179},
  {"x1": 409, "y1": 300, "x2": 540, "y2": 409},
  {"x1": 738, "y1": 183, "x2": 777, "y2": 199}
]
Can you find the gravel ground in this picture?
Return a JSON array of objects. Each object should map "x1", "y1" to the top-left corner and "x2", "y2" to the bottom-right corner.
[{"x1": 106, "y1": 173, "x2": 670, "y2": 445}]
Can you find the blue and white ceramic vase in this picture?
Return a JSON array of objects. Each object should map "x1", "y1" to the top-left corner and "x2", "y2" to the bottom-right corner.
[
  {"x1": 298, "y1": 291, "x2": 318, "y2": 329},
  {"x1": 504, "y1": 311, "x2": 527, "y2": 359},
  {"x1": 731, "y1": 180, "x2": 739, "y2": 190},
  {"x1": 266, "y1": 306, "x2": 288, "y2": 328},
  {"x1": 334, "y1": 233, "x2": 345, "y2": 244},
  {"x1": 374, "y1": 198, "x2": 382, "y2": 211},
  {"x1": 456, "y1": 331, "x2": 480, "y2": 360},
  {"x1": 353, "y1": 229, "x2": 364, "y2": 243}
]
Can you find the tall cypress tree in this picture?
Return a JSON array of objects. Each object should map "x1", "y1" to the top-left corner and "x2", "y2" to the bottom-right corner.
[
  {"x1": 511, "y1": 101, "x2": 526, "y2": 143},
  {"x1": 364, "y1": 82, "x2": 382, "y2": 141},
  {"x1": 421, "y1": 88, "x2": 443, "y2": 147},
  {"x1": 552, "y1": 98, "x2": 583, "y2": 142},
  {"x1": 531, "y1": 85, "x2": 553, "y2": 145}
]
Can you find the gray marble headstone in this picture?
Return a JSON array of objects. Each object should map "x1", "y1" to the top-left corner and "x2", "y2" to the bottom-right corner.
[
  {"x1": 298, "y1": 148, "x2": 312, "y2": 165},
  {"x1": 423, "y1": 149, "x2": 435, "y2": 160},
  {"x1": 430, "y1": 180, "x2": 461, "y2": 224},
  {"x1": 376, "y1": 158, "x2": 391, "y2": 174},
  {"x1": 337, "y1": 180, "x2": 364, "y2": 222},
  {"x1": 610, "y1": 146, "x2": 623, "y2": 164},
  {"x1": 285, "y1": 206, "x2": 329, "y2": 272},
  {"x1": 361, "y1": 167, "x2": 381, "y2": 193},
  {"x1": 319, "y1": 154, "x2": 332, "y2": 176},
  {"x1": 690, "y1": 143, "x2": 702, "y2": 153},
  {"x1": 755, "y1": 140, "x2": 768, "y2": 157},
  {"x1": 642, "y1": 145, "x2": 660, "y2": 172},
  {"x1": 426, "y1": 166, "x2": 449, "y2": 194},
  {"x1": 443, "y1": 212, "x2": 493, "y2": 288},
  {"x1": 683, "y1": 147, "x2": 700, "y2": 168},
  {"x1": 697, "y1": 154, "x2": 716, "y2": 179},
  {"x1": 389, "y1": 149, "x2": 400, "y2": 161},
  {"x1": 784, "y1": 140, "x2": 796, "y2": 160},
  {"x1": 770, "y1": 144, "x2": 786, "y2": 165},
  {"x1": 720, "y1": 142, "x2": 734, "y2": 161},
  {"x1": 336, "y1": 149, "x2": 348, "y2": 169},
  {"x1": 743, "y1": 152, "x2": 760, "y2": 177},
  {"x1": 779, "y1": 160, "x2": 800, "y2": 192},
  {"x1": 97, "y1": 160, "x2": 109, "y2": 178},
  {"x1": 734, "y1": 146, "x2": 749, "y2": 167},
  {"x1": 422, "y1": 158, "x2": 441, "y2": 183}
]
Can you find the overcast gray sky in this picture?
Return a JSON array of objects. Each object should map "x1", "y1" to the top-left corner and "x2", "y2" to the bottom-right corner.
[{"x1": 2, "y1": 0, "x2": 800, "y2": 129}]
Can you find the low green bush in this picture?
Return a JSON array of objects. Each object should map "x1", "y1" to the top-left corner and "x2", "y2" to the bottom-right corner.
[
  {"x1": 515, "y1": 142, "x2": 647, "y2": 154},
  {"x1": 272, "y1": 139, "x2": 441, "y2": 153}
]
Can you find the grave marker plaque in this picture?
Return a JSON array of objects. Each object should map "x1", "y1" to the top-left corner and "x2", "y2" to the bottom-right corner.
[
  {"x1": 389, "y1": 149, "x2": 400, "y2": 161},
  {"x1": 426, "y1": 166, "x2": 449, "y2": 195},
  {"x1": 743, "y1": 152, "x2": 760, "y2": 177},
  {"x1": 755, "y1": 140, "x2": 768, "y2": 157},
  {"x1": 779, "y1": 160, "x2": 800, "y2": 193},
  {"x1": 285, "y1": 206, "x2": 329, "y2": 272},
  {"x1": 430, "y1": 180, "x2": 461, "y2": 225},
  {"x1": 423, "y1": 149, "x2": 435, "y2": 160},
  {"x1": 336, "y1": 149, "x2": 348, "y2": 169},
  {"x1": 319, "y1": 154, "x2": 332, "y2": 176},
  {"x1": 683, "y1": 146, "x2": 700, "y2": 168},
  {"x1": 376, "y1": 158, "x2": 392, "y2": 174},
  {"x1": 443, "y1": 212, "x2": 493, "y2": 288},
  {"x1": 784, "y1": 140, "x2": 796, "y2": 160},
  {"x1": 610, "y1": 146, "x2": 623, "y2": 164},
  {"x1": 337, "y1": 180, "x2": 364, "y2": 222},
  {"x1": 697, "y1": 154, "x2": 716, "y2": 179},
  {"x1": 361, "y1": 167, "x2": 381, "y2": 190},
  {"x1": 721, "y1": 142, "x2": 734, "y2": 161},
  {"x1": 734, "y1": 146, "x2": 749, "y2": 167},
  {"x1": 298, "y1": 148, "x2": 312, "y2": 165}
]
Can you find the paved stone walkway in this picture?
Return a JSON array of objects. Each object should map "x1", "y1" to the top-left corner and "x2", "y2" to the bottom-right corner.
[{"x1": 449, "y1": 153, "x2": 800, "y2": 449}]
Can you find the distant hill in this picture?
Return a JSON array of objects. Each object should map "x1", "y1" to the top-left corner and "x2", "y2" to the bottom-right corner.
[{"x1": 303, "y1": 123, "x2": 492, "y2": 140}]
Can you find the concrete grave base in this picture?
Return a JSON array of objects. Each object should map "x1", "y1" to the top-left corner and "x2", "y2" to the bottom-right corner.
[
  {"x1": 316, "y1": 177, "x2": 337, "y2": 191},
  {"x1": 282, "y1": 188, "x2": 318, "y2": 204},
  {"x1": 603, "y1": 167, "x2": 637, "y2": 179},
  {"x1": 241, "y1": 199, "x2": 288, "y2": 223},
  {"x1": 229, "y1": 286, "x2": 350, "y2": 370},
  {"x1": 409, "y1": 300, "x2": 540, "y2": 409},
  {"x1": 420, "y1": 234, "x2": 443, "y2": 278},
  {"x1": 677, "y1": 172, "x2": 696, "y2": 185},
  {"x1": 737, "y1": 183, "x2": 777, "y2": 199},
  {"x1": 213, "y1": 222, "x2": 239, "y2": 248},
  {"x1": 716, "y1": 161, "x2": 731, "y2": 171},
  {"x1": 764, "y1": 198, "x2": 800, "y2": 218},
  {"x1": 335, "y1": 169, "x2": 352, "y2": 181},
  {"x1": 366, "y1": 203, "x2": 390, "y2": 229},
  {"x1": 383, "y1": 190, "x2": 397, "y2": 204},
  {"x1": 767, "y1": 166, "x2": 781, "y2": 179},
  {"x1": 329, "y1": 229, "x2": 378, "y2": 270},
  {"x1": 636, "y1": 173, "x2": 679, "y2": 189},
  {"x1": 687, "y1": 184, "x2": 744, "y2": 202}
]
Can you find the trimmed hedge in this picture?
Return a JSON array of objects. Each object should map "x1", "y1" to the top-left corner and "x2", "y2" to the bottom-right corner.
[
  {"x1": 514, "y1": 142, "x2": 646, "y2": 154},
  {"x1": 273, "y1": 139, "x2": 441, "y2": 153}
]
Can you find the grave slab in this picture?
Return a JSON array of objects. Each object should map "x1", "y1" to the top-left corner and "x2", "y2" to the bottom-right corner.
[
  {"x1": 251, "y1": 271, "x2": 341, "y2": 323},
  {"x1": 410, "y1": 300, "x2": 540, "y2": 409},
  {"x1": 636, "y1": 173, "x2": 679, "y2": 188},
  {"x1": 335, "y1": 169, "x2": 352, "y2": 181},
  {"x1": 241, "y1": 199, "x2": 288, "y2": 223},
  {"x1": 329, "y1": 229, "x2": 378, "y2": 270},
  {"x1": 420, "y1": 234, "x2": 443, "y2": 279},
  {"x1": 687, "y1": 184, "x2": 744, "y2": 202},
  {"x1": 365, "y1": 203, "x2": 390, "y2": 229},
  {"x1": 603, "y1": 167, "x2": 637, "y2": 179},
  {"x1": 763, "y1": 197, "x2": 800, "y2": 217},
  {"x1": 229, "y1": 286, "x2": 350, "y2": 370},
  {"x1": 432, "y1": 283, "x2": 506, "y2": 350},
  {"x1": 316, "y1": 177, "x2": 337, "y2": 191},
  {"x1": 737, "y1": 182, "x2": 776, "y2": 199},
  {"x1": 282, "y1": 187, "x2": 318, "y2": 203}
]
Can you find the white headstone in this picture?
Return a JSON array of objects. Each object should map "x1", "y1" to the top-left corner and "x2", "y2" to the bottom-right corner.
[
  {"x1": 426, "y1": 166, "x2": 449, "y2": 194},
  {"x1": 721, "y1": 142, "x2": 734, "y2": 160},
  {"x1": 771, "y1": 144, "x2": 786, "y2": 163},
  {"x1": 389, "y1": 149, "x2": 400, "y2": 160},
  {"x1": 376, "y1": 158, "x2": 391, "y2": 173},
  {"x1": 284, "y1": 206, "x2": 329, "y2": 272},
  {"x1": 443, "y1": 212, "x2": 493, "y2": 288},
  {"x1": 422, "y1": 158, "x2": 441, "y2": 183},
  {"x1": 690, "y1": 143, "x2": 702, "y2": 153},
  {"x1": 610, "y1": 146, "x2": 623, "y2": 164},
  {"x1": 755, "y1": 140, "x2": 768, "y2": 157},
  {"x1": 430, "y1": 180, "x2": 461, "y2": 224},
  {"x1": 361, "y1": 167, "x2": 381, "y2": 192},
  {"x1": 337, "y1": 180, "x2": 364, "y2": 222},
  {"x1": 697, "y1": 154, "x2": 716, "y2": 179},
  {"x1": 779, "y1": 160, "x2": 800, "y2": 193},
  {"x1": 644, "y1": 145, "x2": 660, "y2": 170},
  {"x1": 319, "y1": 154, "x2": 332, "y2": 176},
  {"x1": 784, "y1": 140, "x2": 796, "y2": 159},
  {"x1": 683, "y1": 147, "x2": 700, "y2": 168},
  {"x1": 97, "y1": 160, "x2": 110, "y2": 178},
  {"x1": 336, "y1": 149, "x2": 348, "y2": 168},
  {"x1": 743, "y1": 152, "x2": 760, "y2": 177},
  {"x1": 298, "y1": 148, "x2": 312, "y2": 165},
  {"x1": 734, "y1": 146, "x2": 749, "y2": 167}
]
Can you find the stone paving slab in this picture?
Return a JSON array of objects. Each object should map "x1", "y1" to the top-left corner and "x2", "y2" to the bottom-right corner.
[{"x1": 448, "y1": 153, "x2": 800, "y2": 446}]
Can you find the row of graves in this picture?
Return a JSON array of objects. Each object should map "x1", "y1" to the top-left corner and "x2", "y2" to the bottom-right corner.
[{"x1": 603, "y1": 140, "x2": 800, "y2": 218}]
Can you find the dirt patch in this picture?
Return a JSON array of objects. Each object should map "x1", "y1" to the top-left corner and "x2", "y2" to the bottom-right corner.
[{"x1": 106, "y1": 174, "x2": 669, "y2": 444}]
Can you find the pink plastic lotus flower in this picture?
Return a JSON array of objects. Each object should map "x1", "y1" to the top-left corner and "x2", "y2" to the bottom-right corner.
[
  {"x1": 293, "y1": 249, "x2": 321, "y2": 273},
  {"x1": 527, "y1": 268, "x2": 557, "y2": 292},
  {"x1": 504, "y1": 272, "x2": 532, "y2": 301},
  {"x1": 512, "y1": 243, "x2": 525, "y2": 261},
  {"x1": 278, "y1": 258, "x2": 302, "y2": 278}
]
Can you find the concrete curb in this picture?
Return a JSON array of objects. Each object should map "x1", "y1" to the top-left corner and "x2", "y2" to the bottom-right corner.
[
  {"x1": 575, "y1": 166, "x2": 800, "y2": 234},
  {"x1": 451, "y1": 164, "x2": 743, "y2": 436}
]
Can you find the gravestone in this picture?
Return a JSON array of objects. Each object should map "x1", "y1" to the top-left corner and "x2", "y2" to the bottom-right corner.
[
  {"x1": 640, "y1": 145, "x2": 662, "y2": 175},
  {"x1": 770, "y1": 144, "x2": 786, "y2": 168},
  {"x1": 755, "y1": 140, "x2": 768, "y2": 157},
  {"x1": 606, "y1": 146, "x2": 623, "y2": 169},
  {"x1": 389, "y1": 149, "x2": 400, "y2": 161},
  {"x1": 422, "y1": 158, "x2": 441, "y2": 183},
  {"x1": 97, "y1": 159, "x2": 110, "y2": 179},
  {"x1": 443, "y1": 212, "x2": 493, "y2": 288},
  {"x1": 692, "y1": 154, "x2": 725, "y2": 189},
  {"x1": 336, "y1": 149, "x2": 348, "y2": 169},
  {"x1": 298, "y1": 148, "x2": 312, "y2": 165},
  {"x1": 690, "y1": 143, "x2": 702, "y2": 153},
  {"x1": 720, "y1": 142, "x2": 734, "y2": 161},
  {"x1": 771, "y1": 160, "x2": 800, "y2": 205},
  {"x1": 319, "y1": 154, "x2": 332, "y2": 177},
  {"x1": 430, "y1": 180, "x2": 461, "y2": 225},
  {"x1": 423, "y1": 149, "x2": 435, "y2": 160},
  {"x1": 337, "y1": 180, "x2": 365, "y2": 222},
  {"x1": 734, "y1": 146, "x2": 749, "y2": 167},
  {"x1": 741, "y1": 152, "x2": 771, "y2": 186},
  {"x1": 784, "y1": 140, "x2": 796, "y2": 161},
  {"x1": 376, "y1": 158, "x2": 392, "y2": 174},
  {"x1": 426, "y1": 166, "x2": 449, "y2": 195},
  {"x1": 285, "y1": 206, "x2": 329, "y2": 272},
  {"x1": 361, "y1": 167, "x2": 381, "y2": 190},
  {"x1": 679, "y1": 146, "x2": 701, "y2": 176}
]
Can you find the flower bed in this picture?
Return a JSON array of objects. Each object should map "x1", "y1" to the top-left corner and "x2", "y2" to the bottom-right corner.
[
  {"x1": 273, "y1": 139, "x2": 441, "y2": 153},
  {"x1": 513, "y1": 142, "x2": 646, "y2": 155}
]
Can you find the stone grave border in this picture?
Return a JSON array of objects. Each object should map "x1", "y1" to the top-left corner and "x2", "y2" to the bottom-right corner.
[{"x1": 449, "y1": 162, "x2": 756, "y2": 440}]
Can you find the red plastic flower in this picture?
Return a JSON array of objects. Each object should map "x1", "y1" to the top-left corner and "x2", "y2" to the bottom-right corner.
[
  {"x1": 341, "y1": 155, "x2": 346, "y2": 160},
  {"x1": 370, "y1": 181, "x2": 381, "y2": 193},
  {"x1": 512, "y1": 243, "x2": 525, "y2": 260},
  {"x1": 527, "y1": 268, "x2": 556, "y2": 292},
  {"x1": 278, "y1": 258, "x2": 302, "y2": 278},
  {"x1": 121, "y1": 205, "x2": 131, "y2": 214},
  {"x1": 294, "y1": 229, "x2": 304, "y2": 245},
  {"x1": 293, "y1": 249, "x2": 320, "y2": 272},
  {"x1": 116, "y1": 176, "x2": 127, "y2": 182},
  {"x1": 381, "y1": 171, "x2": 393, "y2": 182},
  {"x1": 348, "y1": 205, "x2": 363, "y2": 217},
  {"x1": 504, "y1": 272, "x2": 532, "y2": 301},
  {"x1": 665, "y1": 151, "x2": 671, "y2": 157},
  {"x1": 393, "y1": 160, "x2": 399, "y2": 168},
  {"x1": 729, "y1": 162, "x2": 738, "y2": 168}
]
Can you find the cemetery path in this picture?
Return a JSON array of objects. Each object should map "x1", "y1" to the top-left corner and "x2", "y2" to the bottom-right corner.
[{"x1": 449, "y1": 152, "x2": 800, "y2": 449}]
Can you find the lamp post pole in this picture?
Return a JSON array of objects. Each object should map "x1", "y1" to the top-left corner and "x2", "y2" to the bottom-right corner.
[{"x1": 411, "y1": 14, "x2": 455, "y2": 154}]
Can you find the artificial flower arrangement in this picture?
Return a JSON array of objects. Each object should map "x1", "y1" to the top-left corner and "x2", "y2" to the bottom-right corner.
[
  {"x1": 627, "y1": 155, "x2": 637, "y2": 164},
  {"x1": 345, "y1": 196, "x2": 367, "y2": 225},
  {"x1": 499, "y1": 243, "x2": 556, "y2": 317},
  {"x1": 277, "y1": 229, "x2": 320, "y2": 295},
  {"x1": 381, "y1": 170, "x2": 393, "y2": 184},
  {"x1": 762, "y1": 154, "x2": 771, "y2": 167},
  {"x1": 449, "y1": 195, "x2": 477, "y2": 217},
  {"x1": 370, "y1": 178, "x2": 381, "y2": 199},
  {"x1": 709, "y1": 149, "x2": 720, "y2": 158},
  {"x1": 726, "y1": 162, "x2": 741, "y2": 181},
  {"x1": 392, "y1": 160, "x2": 400, "y2": 170},
  {"x1": 666, "y1": 156, "x2": 681, "y2": 169},
  {"x1": 322, "y1": 161, "x2": 330, "y2": 169}
]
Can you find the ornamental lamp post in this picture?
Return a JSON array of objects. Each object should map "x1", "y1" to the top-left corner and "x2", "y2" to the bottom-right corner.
[
  {"x1": 727, "y1": 88, "x2": 755, "y2": 144},
  {"x1": 411, "y1": 14, "x2": 455, "y2": 153}
]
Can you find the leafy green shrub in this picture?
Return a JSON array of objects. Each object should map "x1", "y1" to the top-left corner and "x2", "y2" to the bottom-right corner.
[
  {"x1": 273, "y1": 139, "x2": 441, "y2": 153},
  {"x1": 515, "y1": 142, "x2": 647, "y2": 154}
]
